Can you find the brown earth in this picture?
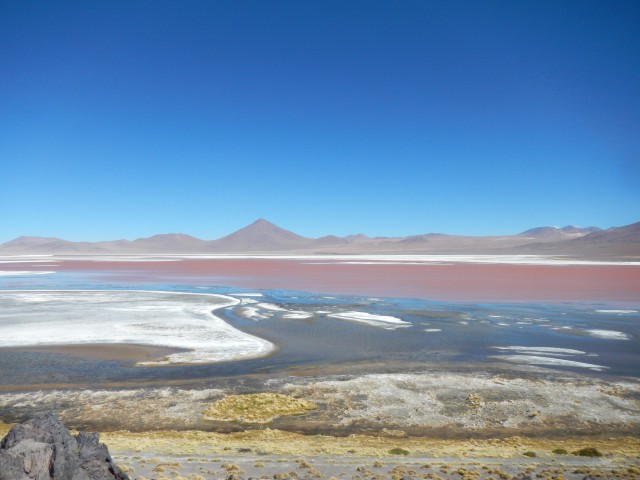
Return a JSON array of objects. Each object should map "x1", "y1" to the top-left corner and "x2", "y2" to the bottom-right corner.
[{"x1": 0, "y1": 343, "x2": 186, "y2": 363}]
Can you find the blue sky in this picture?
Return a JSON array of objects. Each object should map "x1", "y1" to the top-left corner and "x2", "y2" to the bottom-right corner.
[{"x1": 1, "y1": 0, "x2": 639, "y2": 242}]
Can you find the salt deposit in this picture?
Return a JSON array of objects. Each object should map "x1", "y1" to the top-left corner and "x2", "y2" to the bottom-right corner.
[
  {"x1": 0, "y1": 271, "x2": 55, "y2": 276},
  {"x1": 491, "y1": 355, "x2": 607, "y2": 371},
  {"x1": 282, "y1": 312, "x2": 314, "y2": 319},
  {"x1": 0, "y1": 290, "x2": 275, "y2": 365},
  {"x1": 30, "y1": 253, "x2": 638, "y2": 266},
  {"x1": 328, "y1": 311, "x2": 411, "y2": 329}
]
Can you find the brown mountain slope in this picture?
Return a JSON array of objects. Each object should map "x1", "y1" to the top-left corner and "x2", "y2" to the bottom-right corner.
[
  {"x1": 509, "y1": 222, "x2": 640, "y2": 257},
  {"x1": 207, "y1": 218, "x2": 313, "y2": 251}
]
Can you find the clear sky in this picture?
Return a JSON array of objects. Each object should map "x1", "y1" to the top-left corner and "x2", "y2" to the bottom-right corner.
[{"x1": 1, "y1": 0, "x2": 639, "y2": 242}]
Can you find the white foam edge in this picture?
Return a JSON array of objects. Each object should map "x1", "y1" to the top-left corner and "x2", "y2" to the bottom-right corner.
[
  {"x1": 586, "y1": 329, "x2": 631, "y2": 340},
  {"x1": 491, "y1": 355, "x2": 607, "y2": 371},
  {"x1": 492, "y1": 346, "x2": 586, "y2": 355},
  {"x1": 282, "y1": 313, "x2": 314, "y2": 319}
]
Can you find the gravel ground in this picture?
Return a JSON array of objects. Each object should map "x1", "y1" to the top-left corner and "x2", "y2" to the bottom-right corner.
[{"x1": 111, "y1": 452, "x2": 640, "y2": 480}]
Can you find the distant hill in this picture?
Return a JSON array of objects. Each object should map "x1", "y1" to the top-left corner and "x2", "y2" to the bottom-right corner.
[
  {"x1": 3, "y1": 236, "x2": 63, "y2": 248},
  {"x1": 565, "y1": 221, "x2": 640, "y2": 255},
  {"x1": 1, "y1": 219, "x2": 638, "y2": 257},
  {"x1": 208, "y1": 218, "x2": 313, "y2": 251},
  {"x1": 131, "y1": 233, "x2": 206, "y2": 250},
  {"x1": 512, "y1": 222, "x2": 640, "y2": 257},
  {"x1": 314, "y1": 235, "x2": 350, "y2": 246}
]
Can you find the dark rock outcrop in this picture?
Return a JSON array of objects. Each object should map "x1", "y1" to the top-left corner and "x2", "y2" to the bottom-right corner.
[{"x1": 0, "y1": 413, "x2": 128, "y2": 480}]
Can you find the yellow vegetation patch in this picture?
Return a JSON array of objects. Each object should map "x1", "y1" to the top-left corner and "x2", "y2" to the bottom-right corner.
[
  {"x1": 202, "y1": 393, "x2": 318, "y2": 424},
  {"x1": 598, "y1": 386, "x2": 631, "y2": 398},
  {"x1": 0, "y1": 421, "x2": 14, "y2": 437}
]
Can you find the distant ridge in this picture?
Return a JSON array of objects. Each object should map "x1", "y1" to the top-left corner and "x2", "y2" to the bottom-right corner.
[
  {"x1": 1, "y1": 219, "x2": 639, "y2": 257},
  {"x1": 519, "y1": 225, "x2": 602, "y2": 239},
  {"x1": 578, "y1": 221, "x2": 640, "y2": 242},
  {"x1": 3, "y1": 235, "x2": 63, "y2": 247}
]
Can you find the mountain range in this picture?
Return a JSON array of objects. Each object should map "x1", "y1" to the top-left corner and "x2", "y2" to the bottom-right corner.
[{"x1": 1, "y1": 218, "x2": 639, "y2": 257}]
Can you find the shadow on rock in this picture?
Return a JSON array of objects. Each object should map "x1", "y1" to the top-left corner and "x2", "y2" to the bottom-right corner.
[{"x1": 0, "y1": 412, "x2": 128, "y2": 480}]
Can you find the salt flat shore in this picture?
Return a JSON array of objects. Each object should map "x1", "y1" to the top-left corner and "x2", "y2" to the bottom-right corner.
[{"x1": 1, "y1": 367, "x2": 638, "y2": 436}]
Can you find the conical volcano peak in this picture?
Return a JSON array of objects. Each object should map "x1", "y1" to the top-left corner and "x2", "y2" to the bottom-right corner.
[{"x1": 209, "y1": 219, "x2": 311, "y2": 251}]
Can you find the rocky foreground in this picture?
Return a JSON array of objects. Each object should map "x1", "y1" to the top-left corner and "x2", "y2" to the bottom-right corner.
[
  {"x1": 1, "y1": 367, "x2": 639, "y2": 479},
  {"x1": 0, "y1": 413, "x2": 128, "y2": 480}
]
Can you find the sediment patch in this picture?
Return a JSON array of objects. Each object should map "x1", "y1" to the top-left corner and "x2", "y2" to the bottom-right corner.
[{"x1": 202, "y1": 393, "x2": 318, "y2": 424}]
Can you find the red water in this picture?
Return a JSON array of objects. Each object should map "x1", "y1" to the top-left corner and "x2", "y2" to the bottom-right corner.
[{"x1": 12, "y1": 258, "x2": 639, "y2": 304}]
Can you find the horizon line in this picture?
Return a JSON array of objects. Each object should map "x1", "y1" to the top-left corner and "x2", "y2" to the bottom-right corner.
[{"x1": 0, "y1": 217, "x2": 628, "y2": 245}]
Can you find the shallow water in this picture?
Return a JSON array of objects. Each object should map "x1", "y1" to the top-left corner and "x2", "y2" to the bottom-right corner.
[
  {"x1": 0, "y1": 270, "x2": 638, "y2": 388},
  {"x1": 220, "y1": 289, "x2": 640, "y2": 376}
]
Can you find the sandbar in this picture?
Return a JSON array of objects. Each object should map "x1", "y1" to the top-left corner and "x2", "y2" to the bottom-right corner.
[{"x1": 0, "y1": 343, "x2": 187, "y2": 363}]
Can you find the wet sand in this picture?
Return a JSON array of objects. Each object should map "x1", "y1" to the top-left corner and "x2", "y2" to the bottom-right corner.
[
  {"x1": 10, "y1": 257, "x2": 640, "y2": 303},
  {"x1": 0, "y1": 344, "x2": 186, "y2": 363}
]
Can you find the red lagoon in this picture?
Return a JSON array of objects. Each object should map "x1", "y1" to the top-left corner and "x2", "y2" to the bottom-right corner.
[{"x1": 16, "y1": 257, "x2": 640, "y2": 304}]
